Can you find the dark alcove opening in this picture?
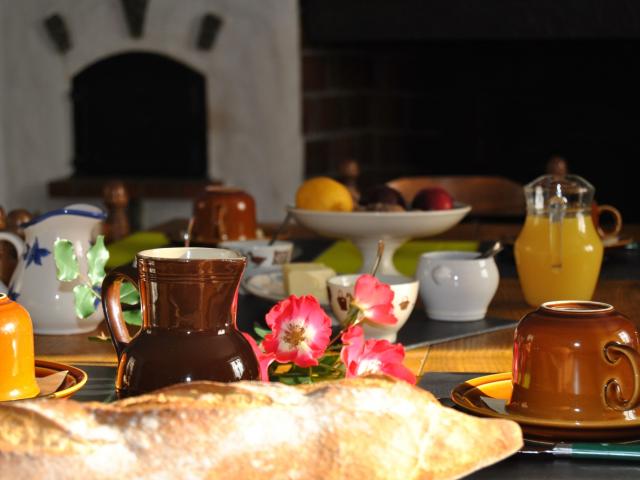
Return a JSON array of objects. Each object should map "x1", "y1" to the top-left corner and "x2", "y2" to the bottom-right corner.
[{"x1": 72, "y1": 52, "x2": 207, "y2": 178}]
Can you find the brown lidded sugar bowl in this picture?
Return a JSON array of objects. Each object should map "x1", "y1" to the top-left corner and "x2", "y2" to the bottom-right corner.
[
  {"x1": 507, "y1": 301, "x2": 640, "y2": 421},
  {"x1": 191, "y1": 186, "x2": 257, "y2": 244}
]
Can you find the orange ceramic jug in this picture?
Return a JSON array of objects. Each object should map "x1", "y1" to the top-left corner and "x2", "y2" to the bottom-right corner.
[{"x1": 0, "y1": 293, "x2": 39, "y2": 401}]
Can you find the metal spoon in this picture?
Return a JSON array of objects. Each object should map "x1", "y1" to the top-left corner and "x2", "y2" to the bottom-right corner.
[
  {"x1": 184, "y1": 217, "x2": 195, "y2": 248},
  {"x1": 477, "y1": 241, "x2": 503, "y2": 259},
  {"x1": 268, "y1": 212, "x2": 292, "y2": 246}
]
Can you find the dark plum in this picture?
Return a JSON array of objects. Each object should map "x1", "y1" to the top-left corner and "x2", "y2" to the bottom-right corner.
[{"x1": 359, "y1": 185, "x2": 406, "y2": 209}]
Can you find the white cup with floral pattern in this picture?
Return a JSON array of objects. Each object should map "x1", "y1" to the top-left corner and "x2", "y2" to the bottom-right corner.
[{"x1": 327, "y1": 274, "x2": 419, "y2": 342}]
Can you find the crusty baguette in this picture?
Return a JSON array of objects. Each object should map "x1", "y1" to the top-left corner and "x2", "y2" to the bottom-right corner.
[{"x1": 0, "y1": 376, "x2": 522, "y2": 479}]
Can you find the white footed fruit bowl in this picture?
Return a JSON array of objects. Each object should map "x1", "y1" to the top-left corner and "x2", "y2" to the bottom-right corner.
[{"x1": 288, "y1": 204, "x2": 471, "y2": 275}]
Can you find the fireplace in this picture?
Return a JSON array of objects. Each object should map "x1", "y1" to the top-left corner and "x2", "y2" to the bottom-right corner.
[{"x1": 72, "y1": 52, "x2": 207, "y2": 178}]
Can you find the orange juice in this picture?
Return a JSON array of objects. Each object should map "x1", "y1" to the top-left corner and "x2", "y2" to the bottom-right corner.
[{"x1": 514, "y1": 212, "x2": 603, "y2": 306}]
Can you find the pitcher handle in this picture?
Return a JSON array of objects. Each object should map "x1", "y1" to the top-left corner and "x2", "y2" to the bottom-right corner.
[
  {"x1": 0, "y1": 231, "x2": 26, "y2": 258},
  {"x1": 548, "y1": 195, "x2": 567, "y2": 270},
  {"x1": 595, "y1": 204, "x2": 623, "y2": 239},
  {"x1": 102, "y1": 265, "x2": 139, "y2": 359},
  {"x1": 604, "y1": 342, "x2": 640, "y2": 411}
]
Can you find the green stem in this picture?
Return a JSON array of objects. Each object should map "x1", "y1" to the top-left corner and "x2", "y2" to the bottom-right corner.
[
  {"x1": 327, "y1": 307, "x2": 360, "y2": 349},
  {"x1": 370, "y1": 240, "x2": 385, "y2": 277},
  {"x1": 87, "y1": 281, "x2": 101, "y2": 298}
]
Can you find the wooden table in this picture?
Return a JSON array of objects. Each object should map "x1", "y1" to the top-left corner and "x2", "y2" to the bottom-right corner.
[
  {"x1": 408, "y1": 277, "x2": 640, "y2": 375},
  {"x1": 35, "y1": 277, "x2": 640, "y2": 376}
]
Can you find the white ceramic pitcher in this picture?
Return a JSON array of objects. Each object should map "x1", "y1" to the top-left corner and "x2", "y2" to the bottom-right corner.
[{"x1": 0, "y1": 204, "x2": 106, "y2": 334}]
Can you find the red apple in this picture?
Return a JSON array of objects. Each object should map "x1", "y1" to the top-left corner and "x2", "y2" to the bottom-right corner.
[{"x1": 411, "y1": 187, "x2": 454, "y2": 210}]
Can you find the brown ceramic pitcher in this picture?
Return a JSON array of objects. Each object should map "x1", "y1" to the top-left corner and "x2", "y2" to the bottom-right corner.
[
  {"x1": 508, "y1": 301, "x2": 640, "y2": 421},
  {"x1": 102, "y1": 247, "x2": 260, "y2": 398}
]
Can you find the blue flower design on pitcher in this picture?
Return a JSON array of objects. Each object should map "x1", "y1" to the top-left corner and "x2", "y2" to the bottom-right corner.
[
  {"x1": 22, "y1": 237, "x2": 51, "y2": 268},
  {"x1": 93, "y1": 285, "x2": 102, "y2": 310}
]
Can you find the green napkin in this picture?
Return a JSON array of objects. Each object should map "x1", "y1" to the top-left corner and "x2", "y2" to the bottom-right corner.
[
  {"x1": 106, "y1": 232, "x2": 170, "y2": 268},
  {"x1": 314, "y1": 240, "x2": 479, "y2": 276}
]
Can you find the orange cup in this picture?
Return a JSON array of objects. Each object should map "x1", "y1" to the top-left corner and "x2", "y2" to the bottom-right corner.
[
  {"x1": 508, "y1": 301, "x2": 640, "y2": 421},
  {"x1": 0, "y1": 293, "x2": 39, "y2": 401}
]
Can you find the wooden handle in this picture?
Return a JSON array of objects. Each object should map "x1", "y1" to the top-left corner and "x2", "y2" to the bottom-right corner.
[
  {"x1": 604, "y1": 342, "x2": 640, "y2": 411},
  {"x1": 101, "y1": 266, "x2": 139, "y2": 359}
]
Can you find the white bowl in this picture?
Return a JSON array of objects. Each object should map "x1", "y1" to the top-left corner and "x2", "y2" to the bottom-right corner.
[
  {"x1": 327, "y1": 274, "x2": 419, "y2": 342},
  {"x1": 288, "y1": 205, "x2": 471, "y2": 275},
  {"x1": 416, "y1": 251, "x2": 499, "y2": 321},
  {"x1": 218, "y1": 239, "x2": 293, "y2": 274}
]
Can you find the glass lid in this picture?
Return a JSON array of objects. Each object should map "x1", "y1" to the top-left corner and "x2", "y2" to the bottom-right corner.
[{"x1": 524, "y1": 174, "x2": 595, "y2": 213}]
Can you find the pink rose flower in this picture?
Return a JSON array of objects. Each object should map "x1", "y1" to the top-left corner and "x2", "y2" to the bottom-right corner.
[
  {"x1": 242, "y1": 332, "x2": 275, "y2": 382},
  {"x1": 262, "y1": 295, "x2": 332, "y2": 368},
  {"x1": 340, "y1": 325, "x2": 416, "y2": 384},
  {"x1": 351, "y1": 274, "x2": 397, "y2": 326}
]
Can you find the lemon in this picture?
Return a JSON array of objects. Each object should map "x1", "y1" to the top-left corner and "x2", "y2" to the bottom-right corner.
[{"x1": 295, "y1": 177, "x2": 354, "y2": 212}]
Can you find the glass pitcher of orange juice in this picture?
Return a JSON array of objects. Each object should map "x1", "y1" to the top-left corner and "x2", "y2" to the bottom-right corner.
[{"x1": 515, "y1": 175, "x2": 603, "y2": 306}]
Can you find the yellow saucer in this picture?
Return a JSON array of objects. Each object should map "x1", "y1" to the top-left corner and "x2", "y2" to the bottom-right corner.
[
  {"x1": 35, "y1": 360, "x2": 88, "y2": 399},
  {"x1": 451, "y1": 372, "x2": 640, "y2": 441}
]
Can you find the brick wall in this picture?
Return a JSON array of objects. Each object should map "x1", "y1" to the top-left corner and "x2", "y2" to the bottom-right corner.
[
  {"x1": 300, "y1": 41, "x2": 640, "y2": 221},
  {"x1": 302, "y1": 49, "x2": 373, "y2": 179},
  {"x1": 301, "y1": 46, "x2": 486, "y2": 186}
]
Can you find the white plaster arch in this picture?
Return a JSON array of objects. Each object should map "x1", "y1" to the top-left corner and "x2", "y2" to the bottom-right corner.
[{"x1": 0, "y1": 0, "x2": 301, "y2": 224}]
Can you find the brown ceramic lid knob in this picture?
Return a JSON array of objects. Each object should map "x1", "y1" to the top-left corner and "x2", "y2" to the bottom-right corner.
[
  {"x1": 546, "y1": 155, "x2": 569, "y2": 176},
  {"x1": 337, "y1": 158, "x2": 361, "y2": 202},
  {"x1": 103, "y1": 181, "x2": 130, "y2": 243},
  {"x1": 103, "y1": 180, "x2": 129, "y2": 207},
  {"x1": 7, "y1": 209, "x2": 33, "y2": 240},
  {"x1": 0, "y1": 207, "x2": 7, "y2": 230}
]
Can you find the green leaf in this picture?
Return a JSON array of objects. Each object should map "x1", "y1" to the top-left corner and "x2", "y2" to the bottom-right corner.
[
  {"x1": 253, "y1": 323, "x2": 271, "y2": 339},
  {"x1": 119, "y1": 282, "x2": 140, "y2": 305},
  {"x1": 277, "y1": 376, "x2": 297, "y2": 385},
  {"x1": 87, "y1": 236, "x2": 109, "y2": 286},
  {"x1": 53, "y1": 239, "x2": 79, "y2": 282},
  {"x1": 123, "y1": 309, "x2": 142, "y2": 326},
  {"x1": 73, "y1": 284, "x2": 97, "y2": 319},
  {"x1": 319, "y1": 353, "x2": 340, "y2": 366},
  {"x1": 277, "y1": 375, "x2": 311, "y2": 385}
]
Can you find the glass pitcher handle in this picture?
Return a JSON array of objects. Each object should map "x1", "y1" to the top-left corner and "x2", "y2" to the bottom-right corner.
[{"x1": 549, "y1": 195, "x2": 567, "y2": 270}]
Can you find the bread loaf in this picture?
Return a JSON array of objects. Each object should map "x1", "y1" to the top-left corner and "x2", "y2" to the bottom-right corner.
[{"x1": 0, "y1": 376, "x2": 522, "y2": 479}]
